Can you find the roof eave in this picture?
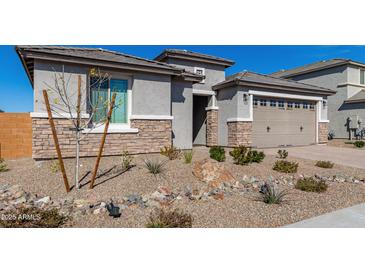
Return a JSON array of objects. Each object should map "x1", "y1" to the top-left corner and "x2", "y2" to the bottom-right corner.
[
  {"x1": 21, "y1": 50, "x2": 184, "y2": 76},
  {"x1": 155, "y1": 52, "x2": 235, "y2": 68},
  {"x1": 15, "y1": 46, "x2": 34, "y2": 87},
  {"x1": 213, "y1": 79, "x2": 336, "y2": 96},
  {"x1": 273, "y1": 61, "x2": 350, "y2": 78}
]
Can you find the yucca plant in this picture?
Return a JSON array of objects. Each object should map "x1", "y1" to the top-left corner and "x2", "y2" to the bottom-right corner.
[
  {"x1": 144, "y1": 159, "x2": 166, "y2": 175},
  {"x1": 260, "y1": 183, "x2": 288, "y2": 204},
  {"x1": 183, "y1": 150, "x2": 193, "y2": 164}
]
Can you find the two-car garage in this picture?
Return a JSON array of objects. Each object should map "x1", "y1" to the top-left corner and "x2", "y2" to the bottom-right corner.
[{"x1": 252, "y1": 96, "x2": 317, "y2": 148}]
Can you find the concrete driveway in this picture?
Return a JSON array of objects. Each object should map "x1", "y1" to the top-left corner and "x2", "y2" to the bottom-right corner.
[
  {"x1": 264, "y1": 145, "x2": 365, "y2": 170},
  {"x1": 285, "y1": 203, "x2": 365, "y2": 228}
]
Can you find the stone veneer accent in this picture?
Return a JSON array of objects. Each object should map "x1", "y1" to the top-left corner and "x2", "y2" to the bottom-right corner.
[
  {"x1": 227, "y1": 121, "x2": 252, "y2": 147},
  {"x1": 32, "y1": 118, "x2": 172, "y2": 159},
  {"x1": 318, "y1": 122, "x2": 329, "y2": 144},
  {"x1": 206, "y1": 109, "x2": 218, "y2": 146}
]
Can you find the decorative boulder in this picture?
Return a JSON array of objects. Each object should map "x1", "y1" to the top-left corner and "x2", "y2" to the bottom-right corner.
[{"x1": 192, "y1": 159, "x2": 235, "y2": 188}]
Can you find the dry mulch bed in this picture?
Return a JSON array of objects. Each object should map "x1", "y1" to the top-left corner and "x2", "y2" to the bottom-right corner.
[{"x1": 1, "y1": 147, "x2": 365, "y2": 228}]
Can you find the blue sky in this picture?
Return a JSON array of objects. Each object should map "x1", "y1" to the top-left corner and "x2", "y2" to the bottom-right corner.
[{"x1": 1, "y1": 45, "x2": 365, "y2": 112}]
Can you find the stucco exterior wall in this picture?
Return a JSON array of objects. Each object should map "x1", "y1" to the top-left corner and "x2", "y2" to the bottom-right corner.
[
  {"x1": 164, "y1": 58, "x2": 226, "y2": 91},
  {"x1": 289, "y1": 66, "x2": 346, "y2": 138},
  {"x1": 34, "y1": 60, "x2": 89, "y2": 113},
  {"x1": 171, "y1": 80, "x2": 193, "y2": 149},
  {"x1": 132, "y1": 73, "x2": 171, "y2": 116},
  {"x1": 216, "y1": 86, "x2": 251, "y2": 146},
  {"x1": 33, "y1": 60, "x2": 172, "y2": 117}
]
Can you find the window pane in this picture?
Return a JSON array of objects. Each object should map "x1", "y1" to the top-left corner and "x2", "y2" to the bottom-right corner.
[
  {"x1": 110, "y1": 79, "x2": 128, "y2": 123},
  {"x1": 361, "y1": 70, "x2": 365, "y2": 85},
  {"x1": 90, "y1": 77, "x2": 108, "y2": 123}
]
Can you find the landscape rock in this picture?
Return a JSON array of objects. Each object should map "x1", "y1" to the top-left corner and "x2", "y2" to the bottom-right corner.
[
  {"x1": 35, "y1": 196, "x2": 51, "y2": 204},
  {"x1": 193, "y1": 159, "x2": 235, "y2": 188}
]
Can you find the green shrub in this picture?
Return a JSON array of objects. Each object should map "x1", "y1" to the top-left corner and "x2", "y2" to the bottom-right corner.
[
  {"x1": 0, "y1": 207, "x2": 67, "y2": 228},
  {"x1": 144, "y1": 159, "x2": 166, "y2": 175},
  {"x1": 295, "y1": 177, "x2": 328, "y2": 193},
  {"x1": 146, "y1": 208, "x2": 193, "y2": 228},
  {"x1": 354, "y1": 141, "x2": 365, "y2": 148},
  {"x1": 277, "y1": 149, "x2": 288, "y2": 159},
  {"x1": 183, "y1": 150, "x2": 193, "y2": 164},
  {"x1": 209, "y1": 146, "x2": 226, "y2": 162},
  {"x1": 315, "y1": 160, "x2": 334, "y2": 169},
  {"x1": 160, "y1": 146, "x2": 181, "y2": 160},
  {"x1": 50, "y1": 161, "x2": 60, "y2": 174},
  {"x1": 0, "y1": 158, "x2": 8, "y2": 172},
  {"x1": 260, "y1": 183, "x2": 287, "y2": 204},
  {"x1": 121, "y1": 151, "x2": 133, "y2": 169},
  {"x1": 229, "y1": 146, "x2": 265, "y2": 165},
  {"x1": 273, "y1": 160, "x2": 298, "y2": 173}
]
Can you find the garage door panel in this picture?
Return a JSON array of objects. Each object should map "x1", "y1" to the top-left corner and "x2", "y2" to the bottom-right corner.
[{"x1": 252, "y1": 96, "x2": 316, "y2": 148}]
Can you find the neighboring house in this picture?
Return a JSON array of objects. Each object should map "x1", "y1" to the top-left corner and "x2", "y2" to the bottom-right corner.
[
  {"x1": 271, "y1": 59, "x2": 365, "y2": 139},
  {"x1": 16, "y1": 46, "x2": 335, "y2": 160}
]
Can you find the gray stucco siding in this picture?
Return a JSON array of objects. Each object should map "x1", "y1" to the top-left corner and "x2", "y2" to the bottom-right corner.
[
  {"x1": 289, "y1": 65, "x2": 360, "y2": 138},
  {"x1": 33, "y1": 60, "x2": 89, "y2": 113},
  {"x1": 165, "y1": 58, "x2": 226, "y2": 91},
  {"x1": 33, "y1": 60, "x2": 172, "y2": 118},
  {"x1": 171, "y1": 80, "x2": 193, "y2": 149},
  {"x1": 131, "y1": 73, "x2": 171, "y2": 116},
  {"x1": 216, "y1": 86, "x2": 240, "y2": 146}
]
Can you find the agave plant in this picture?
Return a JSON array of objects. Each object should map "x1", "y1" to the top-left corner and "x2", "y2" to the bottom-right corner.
[{"x1": 260, "y1": 182, "x2": 288, "y2": 204}]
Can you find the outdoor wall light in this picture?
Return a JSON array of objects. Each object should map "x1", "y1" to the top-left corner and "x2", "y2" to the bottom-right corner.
[{"x1": 243, "y1": 93, "x2": 248, "y2": 102}]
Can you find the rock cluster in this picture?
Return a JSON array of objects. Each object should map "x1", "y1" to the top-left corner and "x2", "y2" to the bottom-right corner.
[{"x1": 1, "y1": 172, "x2": 363, "y2": 220}]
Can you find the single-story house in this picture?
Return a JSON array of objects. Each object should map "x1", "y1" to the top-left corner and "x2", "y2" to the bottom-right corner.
[
  {"x1": 16, "y1": 46, "x2": 336, "y2": 160},
  {"x1": 271, "y1": 58, "x2": 365, "y2": 139}
]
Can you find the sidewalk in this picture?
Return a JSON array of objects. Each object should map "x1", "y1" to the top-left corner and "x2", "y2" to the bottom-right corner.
[{"x1": 285, "y1": 203, "x2": 365, "y2": 228}]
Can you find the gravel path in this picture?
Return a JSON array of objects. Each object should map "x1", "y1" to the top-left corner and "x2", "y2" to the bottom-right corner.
[{"x1": 1, "y1": 147, "x2": 365, "y2": 227}]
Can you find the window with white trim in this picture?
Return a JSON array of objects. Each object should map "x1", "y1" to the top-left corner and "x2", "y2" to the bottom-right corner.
[
  {"x1": 270, "y1": 100, "x2": 277, "y2": 107},
  {"x1": 260, "y1": 99, "x2": 267, "y2": 106},
  {"x1": 278, "y1": 100, "x2": 284, "y2": 108},
  {"x1": 287, "y1": 101, "x2": 293, "y2": 109},
  {"x1": 90, "y1": 77, "x2": 129, "y2": 124},
  {"x1": 309, "y1": 103, "x2": 315, "y2": 110},
  {"x1": 194, "y1": 67, "x2": 205, "y2": 83},
  {"x1": 303, "y1": 102, "x2": 309, "y2": 109},
  {"x1": 295, "y1": 102, "x2": 300, "y2": 109},
  {"x1": 360, "y1": 69, "x2": 365, "y2": 85},
  {"x1": 253, "y1": 98, "x2": 258, "y2": 107}
]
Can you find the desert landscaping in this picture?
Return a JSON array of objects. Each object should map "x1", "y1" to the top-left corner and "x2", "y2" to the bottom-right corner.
[{"x1": 1, "y1": 146, "x2": 365, "y2": 228}]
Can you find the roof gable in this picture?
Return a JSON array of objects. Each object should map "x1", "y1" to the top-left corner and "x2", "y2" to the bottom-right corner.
[
  {"x1": 154, "y1": 49, "x2": 235, "y2": 67},
  {"x1": 213, "y1": 71, "x2": 336, "y2": 96},
  {"x1": 271, "y1": 58, "x2": 365, "y2": 78}
]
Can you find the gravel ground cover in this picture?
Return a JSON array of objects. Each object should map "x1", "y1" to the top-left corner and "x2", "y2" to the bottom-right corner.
[
  {"x1": 328, "y1": 139, "x2": 365, "y2": 149},
  {"x1": 1, "y1": 146, "x2": 365, "y2": 228}
]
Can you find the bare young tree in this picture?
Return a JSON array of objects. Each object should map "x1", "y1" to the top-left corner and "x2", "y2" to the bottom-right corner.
[{"x1": 44, "y1": 66, "x2": 112, "y2": 189}]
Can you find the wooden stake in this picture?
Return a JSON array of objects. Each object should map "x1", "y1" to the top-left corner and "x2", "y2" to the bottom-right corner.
[
  {"x1": 89, "y1": 93, "x2": 116, "y2": 189},
  {"x1": 43, "y1": 90, "x2": 71, "y2": 193}
]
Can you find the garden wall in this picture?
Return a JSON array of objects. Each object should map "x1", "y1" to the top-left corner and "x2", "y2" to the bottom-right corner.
[{"x1": 0, "y1": 113, "x2": 32, "y2": 159}]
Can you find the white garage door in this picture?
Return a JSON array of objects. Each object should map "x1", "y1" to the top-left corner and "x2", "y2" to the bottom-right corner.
[{"x1": 252, "y1": 97, "x2": 316, "y2": 148}]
